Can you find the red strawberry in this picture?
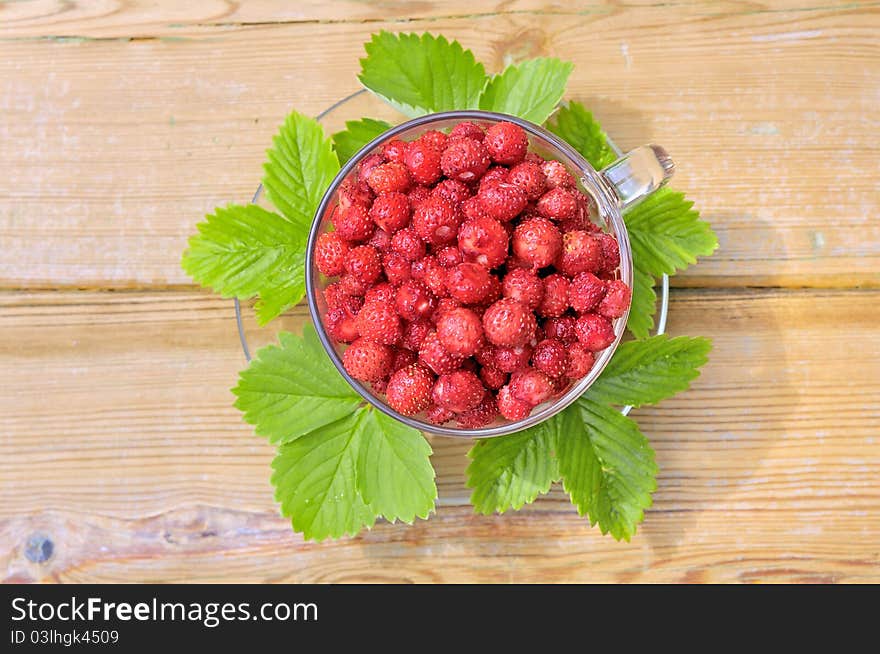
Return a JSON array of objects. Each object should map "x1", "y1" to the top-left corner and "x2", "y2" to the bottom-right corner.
[
  {"x1": 508, "y1": 161, "x2": 546, "y2": 200},
  {"x1": 556, "y1": 230, "x2": 603, "y2": 276},
  {"x1": 574, "y1": 313, "x2": 616, "y2": 351},
  {"x1": 382, "y1": 251, "x2": 412, "y2": 285},
  {"x1": 386, "y1": 363, "x2": 435, "y2": 415},
  {"x1": 395, "y1": 279, "x2": 438, "y2": 321},
  {"x1": 390, "y1": 227, "x2": 426, "y2": 261},
  {"x1": 344, "y1": 245, "x2": 382, "y2": 285},
  {"x1": 482, "y1": 299, "x2": 536, "y2": 348},
  {"x1": 509, "y1": 368, "x2": 554, "y2": 406},
  {"x1": 566, "y1": 342, "x2": 596, "y2": 378},
  {"x1": 479, "y1": 365, "x2": 508, "y2": 390},
  {"x1": 411, "y1": 255, "x2": 448, "y2": 297},
  {"x1": 382, "y1": 139, "x2": 408, "y2": 163},
  {"x1": 474, "y1": 344, "x2": 497, "y2": 368},
  {"x1": 404, "y1": 140, "x2": 443, "y2": 185},
  {"x1": 445, "y1": 262, "x2": 494, "y2": 304},
  {"x1": 436, "y1": 307, "x2": 484, "y2": 357},
  {"x1": 497, "y1": 384, "x2": 531, "y2": 420},
  {"x1": 338, "y1": 178, "x2": 373, "y2": 210},
  {"x1": 338, "y1": 273, "x2": 370, "y2": 297},
  {"x1": 432, "y1": 370, "x2": 484, "y2": 412},
  {"x1": 408, "y1": 185, "x2": 432, "y2": 208},
  {"x1": 461, "y1": 195, "x2": 492, "y2": 221},
  {"x1": 425, "y1": 404, "x2": 455, "y2": 425},
  {"x1": 364, "y1": 281, "x2": 396, "y2": 305},
  {"x1": 342, "y1": 338, "x2": 393, "y2": 382},
  {"x1": 449, "y1": 121, "x2": 485, "y2": 141},
  {"x1": 372, "y1": 378, "x2": 388, "y2": 394},
  {"x1": 568, "y1": 272, "x2": 607, "y2": 313},
  {"x1": 525, "y1": 152, "x2": 546, "y2": 164},
  {"x1": 369, "y1": 191, "x2": 410, "y2": 233},
  {"x1": 478, "y1": 166, "x2": 510, "y2": 191},
  {"x1": 597, "y1": 279, "x2": 631, "y2": 318},
  {"x1": 358, "y1": 152, "x2": 385, "y2": 183},
  {"x1": 355, "y1": 301, "x2": 402, "y2": 345},
  {"x1": 532, "y1": 339, "x2": 569, "y2": 378},
  {"x1": 324, "y1": 283, "x2": 362, "y2": 314},
  {"x1": 458, "y1": 216, "x2": 509, "y2": 269},
  {"x1": 418, "y1": 330, "x2": 464, "y2": 375},
  {"x1": 419, "y1": 130, "x2": 448, "y2": 152},
  {"x1": 537, "y1": 274, "x2": 569, "y2": 317},
  {"x1": 366, "y1": 161, "x2": 412, "y2": 194},
  {"x1": 391, "y1": 347, "x2": 418, "y2": 373},
  {"x1": 512, "y1": 217, "x2": 562, "y2": 269},
  {"x1": 412, "y1": 196, "x2": 461, "y2": 246},
  {"x1": 537, "y1": 187, "x2": 578, "y2": 221},
  {"x1": 432, "y1": 179, "x2": 471, "y2": 205},
  {"x1": 501, "y1": 268, "x2": 544, "y2": 310},
  {"x1": 484, "y1": 121, "x2": 529, "y2": 165},
  {"x1": 543, "y1": 316, "x2": 577, "y2": 344},
  {"x1": 325, "y1": 307, "x2": 359, "y2": 343},
  {"x1": 594, "y1": 232, "x2": 621, "y2": 272},
  {"x1": 492, "y1": 344, "x2": 533, "y2": 372},
  {"x1": 315, "y1": 232, "x2": 350, "y2": 276},
  {"x1": 432, "y1": 297, "x2": 462, "y2": 322},
  {"x1": 334, "y1": 203, "x2": 374, "y2": 242},
  {"x1": 368, "y1": 228, "x2": 392, "y2": 251},
  {"x1": 440, "y1": 137, "x2": 491, "y2": 182},
  {"x1": 456, "y1": 393, "x2": 499, "y2": 428},
  {"x1": 541, "y1": 160, "x2": 575, "y2": 189},
  {"x1": 435, "y1": 245, "x2": 463, "y2": 269},
  {"x1": 476, "y1": 182, "x2": 528, "y2": 222},
  {"x1": 402, "y1": 319, "x2": 432, "y2": 352}
]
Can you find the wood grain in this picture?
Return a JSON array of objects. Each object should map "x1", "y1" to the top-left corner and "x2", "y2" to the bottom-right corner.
[
  {"x1": 2, "y1": 2, "x2": 879, "y2": 289},
  {"x1": 2, "y1": 289, "x2": 878, "y2": 583}
]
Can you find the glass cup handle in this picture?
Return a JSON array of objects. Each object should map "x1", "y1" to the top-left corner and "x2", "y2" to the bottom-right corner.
[{"x1": 601, "y1": 145, "x2": 675, "y2": 211}]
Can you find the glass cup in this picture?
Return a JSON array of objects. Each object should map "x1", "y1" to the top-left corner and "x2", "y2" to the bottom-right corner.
[{"x1": 305, "y1": 110, "x2": 673, "y2": 438}]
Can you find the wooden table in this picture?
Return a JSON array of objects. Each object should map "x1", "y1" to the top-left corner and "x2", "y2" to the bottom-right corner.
[{"x1": 2, "y1": 1, "x2": 878, "y2": 584}]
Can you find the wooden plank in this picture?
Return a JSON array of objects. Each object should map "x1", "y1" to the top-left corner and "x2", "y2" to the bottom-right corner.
[
  {"x1": 1, "y1": 3, "x2": 879, "y2": 289},
  {"x1": 2, "y1": 289, "x2": 878, "y2": 582}
]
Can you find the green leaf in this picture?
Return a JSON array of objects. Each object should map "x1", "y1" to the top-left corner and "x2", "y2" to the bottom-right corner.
[
  {"x1": 479, "y1": 57, "x2": 573, "y2": 125},
  {"x1": 272, "y1": 409, "x2": 375, "y2": 541},
  {"x1": 181, "y1": 203, "x2": 306, "y2": 324},
  {"x1": 627, "y1": 267, "x2": 657, "y2": 340},
  {"x1": 587, "y1": 334, "x2": 711, "y2": 408},
  {"x1": 232, "y1": 325, "x2": 362, "y2": 445},
  {"x1": 466, "y1": 421, "x2": 559, "y2": 514},
  {"x1": 558, "y1": 399, "x2": 657, "y2": 541},
  {"x1": 263, "y1": 110, "x2": 340, "y2": 230},
  {"x1": 546, "y1": 101, "x2": 617, "y2": 169},
  {"x1": 359, "y1": 31, "x2": 488, "y2": 117},
  {"x1": 357, "y1": 410, "x2": 436, "y2": 523},
  {"x1": 625, "y1": 188, "x2": 719, "y2": 277},
  {"x1": 332, "y1": 118, "x2": 392, "y2": 165}
]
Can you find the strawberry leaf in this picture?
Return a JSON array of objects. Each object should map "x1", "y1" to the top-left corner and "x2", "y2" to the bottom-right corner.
[
  {"x1": 627, "y1": 267, "x2": 657, "y2": 340},
  {"x1": 546, "y1": 101, "x2": 617, "y2": 169},
  {"x1": 479, "y1": 57, "x2": 573, "y2": 125},
  {"x1": 332, "y1": 118, "x2": 392, "y2": 165}
]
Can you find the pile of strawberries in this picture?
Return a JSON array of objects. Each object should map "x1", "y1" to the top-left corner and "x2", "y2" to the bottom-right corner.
[{"x1": 314, "y1": 119, "x2": 631, "y2": 429}]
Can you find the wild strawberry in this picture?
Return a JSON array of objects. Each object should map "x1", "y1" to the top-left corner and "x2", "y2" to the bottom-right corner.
[
  {"x1": 461, "y1": 195, "x2": 491, "y2": 221},
  {"x1": 344, "y1": 245, "x2": 382, "y2": 285},
  {"x1": 338, "y1": 273, "x2": 369, "y2": 296},
  {"x1": 315, "y1": 232, "x2": 350, "y2": 276},
  {"x1": 432, "y1": 370, "x2": 484, "y2": 412},
  {"x1": 408, "y1": 185, "x2": 432, "y2": 208},
  {"x1": 597, "y1": 279, "x2": 631, "y2": 318},
  {"x1": 395, "y1": 279, "x2": 437, "y2": 321},
  {"x1": 541, "y1": 160, "x2": 575, "y2": 189},
  {"x1": 390, "y1": 227, "x2": 426, "y2": 261},
  {"x1": 474, "y1": 344, "x2": 496, "y2": 367},
  {"x1": 537, "y1": 187, "x2": 577, "y2": 221},
  {"x1": 556, "y1": 230, "x2": 603, "y2": 276},
  {"x1": 372, "y1": 378, "x2": 388, "y2": 394},
  {"x1": 355, "y1": 301, "x2": 402, "y2": 345},
  {"x1": 382, "y1": 251, "x2": 412, "y2": 285},
  {"x1": 325, "y1": 307, "x2": 359, "y2": 343},
  {"x1": 543, "y1": 316, "x2": 577, "y2": 344},
  {"x1": 508, "y1": 161, "x2": 546, "y2": 200},
  {"x1": 524, "y1": 152, "x2": 545, "y2": 164},
  {"x1": 418, "y1": 330, "x2": 463, "y2": 375},
  {"x1": 369, "y1": 191, "x2": 410, "y2": 233},
  {"x1": 574, "y1": 313, "x2": 616, "y2": 351},
  {"x1": 456, "y1": 393, "x2": 499, "y2": 428},
  {"x1": 566, "y1": 342, "x2": 596, "y2": 378},
  {"x1": 568, "y1": 272, "x2": 607, "y2": 313},
  {"x1": 334, "y1": 203, "x2": 374, "y2": 242},
  {"x1": 435, "y1": 245, "x2": 463, "y2": 268},
  {"x1": 594, "y1": 232, "x2": 621, "y2": 272},
  {"x1": 425, "y1": 404, "x2": 455, "y2": 425},
  {"x1": 359, "y1": 153, "x2": 385, "y2": 183},
  {"x1": 367, "y1": 161, "x2": 412, "y2": 194},
  {"x1": 402, "y1": 319, "x2": 432, "y2": 351},
  {"x1": 412, "y1": 196, "x2": 461, "y2": 246},
  {"x1": 479, "y1": 166, "x2": 510, "y2": 191},
  {"x1": 477, "y1": 182, "x2": 528, "y2": 222},
  {"x1": 365, "y1": 281, "x2": 396, "y2": 305},
  {"x1": 411, "y1": 255, "x2": 448, "y2": 297},
  {"x1": 484, "y1": 121, "x2": 529, "y2": 165},
  {"x1": 342, "y1": 338, "x2": 393, "y2": 382},
  {"x1": 458, "y1": 216, "x2": 508, "y2": 269},
  {"x1": 386, "y1": 363, "x2": 435, "y2": 415},
  {"x1": 538, "y1": 274, "x2": 570, "y2": 317},
  {"x1": 492, "y1": 343, "x2": 533, "y2": 372},
  {"x1": 512, "y1": 217, "x2": 562, "y2": 269},
  {"x1": 368, "y1": 228, "x2": 392, "y2": 251},
  {"x1": 432, "y1": 179, "x2": 471, "y2": 205},
  {"x1": 440, "y1": 137, "x2": 491, "y2": 182},
  {"x1": 501, "y1": 268, "x2": 544, "y2": 310},
  {"x1": 450, "y1": 121, "x2": 485, "y2": 141},
  {"x1": 419, "y1": 130, "x2": 448, "y2": 152},
  {"x1": 445, "y1": 262, "x2": 494, "y2": 304},
  {"x1": 532, "y1": 339, "x2": 569, "y2": 378},
  {"x1": 509, "y1": 368, "x2": 554, "y2": 406},
  {"x1": 436, "y1": 307, "x2": 484, "y2": 357},
  {"x1": 338, "y1": 178, "x2": 373, "y2": 210},
  {"x1": 479, "y1": 365, "x2": 508, "y2": 390},
  {"x1": 382, "y1": 139, "x2": 408, "y2": 163},
  {"x1": 482, "y1": 298, "x2": 536, "y2": 348},
  {"x1": 391, "y1": 347, "x2": 418, "y2": 373},
  {"x1": 404, "y1": 140, "x2": 443, "y2": 185},
  {"x1": 497, "y1": 384, "x2": 531, "y2": 420},
  {"x1": 432, "y1": 297, "x2": 462, "y2": 322},
  {"x1": 324, "y1": 283, "x2": 362, "y2": 314}
]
